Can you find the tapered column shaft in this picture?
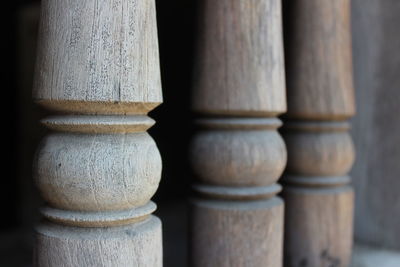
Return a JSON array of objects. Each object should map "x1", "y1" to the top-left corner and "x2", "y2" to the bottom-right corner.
[
  {"x1": 32, "y1": 0, "x2": 163, "y2": 266},
  {"x1": 283, "y1": 0, "x2": 355, "y2": 266},
  {"x1": 190, "y1": 1, "x2": 287, "y2": 266}
]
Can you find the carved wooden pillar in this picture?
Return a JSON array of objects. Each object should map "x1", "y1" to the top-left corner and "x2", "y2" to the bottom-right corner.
[
  {"x1": 190, "y1": 0, "x2": 287, "y2": 266},
  {"x1": 32, "y1": 0, "x2": 163, "y2": 266},
  {"x1": 283, "y1": 0, "x2": 355, "y2": 266}
]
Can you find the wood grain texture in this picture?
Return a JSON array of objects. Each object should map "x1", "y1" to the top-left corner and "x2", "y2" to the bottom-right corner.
[
  {"x1": 191, "y1": 198, "x2": 283, "y2": 267},
  {"x1": 32, "y1": 0, "x2": 163, "y2": 265},
  {"x1": 33, "y1": 0, "x2": 162, "y2": 114},
  {"x1": 282, "y1": 122, "x2": 355, "y2": 267},
  {"x1": 284, "y1": 0, "x2": 355, "y2": 120},
  {"x1": 191, "y1": 119, "x2": 286, "y2": 187},
  {"x1": 192, "y1": 0, "x2": 286, "y2": 116},
  {"x1": 351, "y1": 0, "x2": 400, "y2": 251},
  {"x1": 283, "y1": 187, "x2": 353, "y2": 267},
  {"x1": 190, "y1": 0, "x2": 287, "y2": 266},
  {"x1": 34, "y1": 217, "x2": 162, "y2": 267},
  {"x1": 283, "y1": 0, "x2": 355, "y2": 266}
]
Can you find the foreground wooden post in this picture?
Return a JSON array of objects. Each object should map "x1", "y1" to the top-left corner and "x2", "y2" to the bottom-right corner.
[
  {"x1": 283, "y1": 0, "x2": 355, "y2": 266},
  {"x1": 190, "y1": 0, "x2": 287, "y2": 266},
  {"x1": 32, "y1": 0, "x2": 163, "y2": 266}
]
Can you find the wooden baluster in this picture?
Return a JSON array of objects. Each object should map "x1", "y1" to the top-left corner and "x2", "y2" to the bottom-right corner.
[
  {"x1": 190, "y1": 0, "x2": 287, "y2": 266},
  {"x1": 282, "y1": 0, "x2": 355, "y2": 266},
  {"x1": 32, "y1": 0, "x2": 163, "y2": 266}
]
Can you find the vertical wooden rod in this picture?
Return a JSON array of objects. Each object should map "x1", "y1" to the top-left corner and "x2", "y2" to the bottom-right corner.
[
  {"x1": 283, "y1": 0, "x2": 355, "y2": 266},
  {"x1": 32, "y1": 0, "x2": 163, "y2": 266},
  {"x1": 190, "y1": 0, "x2": 287, "y2": 266}
]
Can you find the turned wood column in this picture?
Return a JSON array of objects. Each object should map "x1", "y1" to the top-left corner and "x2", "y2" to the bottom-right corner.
[
  {"x1": 283, "y1": 0, "x2": 355, "y2": 266},
  {"x1": 190, "y1": 0, "x2": 287, "y2": 266},
  {"x1": 32, "y1": 0, "x2": 163, "y2": 266}
]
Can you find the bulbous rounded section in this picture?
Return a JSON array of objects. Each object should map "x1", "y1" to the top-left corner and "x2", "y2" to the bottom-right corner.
[
  {"x1": 190, "y1": 128, "x2": 287, "y2": 187},
  {"x1": 284, "y1": 131, "x2": 355, "y2": 176},
  {"x1": 34, "y1": 132, "x2": 162, "y2": 212}
]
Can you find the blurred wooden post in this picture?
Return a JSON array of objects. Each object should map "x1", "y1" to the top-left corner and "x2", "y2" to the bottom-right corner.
[
  {"x1": 32, "y1": 0, "x2": 163, "y2": 266},
  {"x1": 190, "y1": 0, "x2": 287, "y2": 266},
  {"x1": 283, "y1": 0, "x2": 355, "y2": 266}
]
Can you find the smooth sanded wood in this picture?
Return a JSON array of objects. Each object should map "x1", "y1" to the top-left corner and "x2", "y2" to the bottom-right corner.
[
  {"x1": 32, "y1": 0, "x2": 163, "y2": 266},
  {"x1": 190, "y1": 0, "x2": 287, "y2": 266},
  {"x1": 283, "y1": 0, "x2": 356, "y2": 266}
]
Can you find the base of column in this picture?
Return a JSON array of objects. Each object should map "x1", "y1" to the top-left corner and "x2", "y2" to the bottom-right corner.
[
  {"x1": 34, "y1": 215, "x2": 162, "y2": 267},
  {"x1": 190, "y1": 197, "x2": 284, "y2": 267},
  {"x1": 282, "y1": 185, "x2": 354, "y2": 267}
]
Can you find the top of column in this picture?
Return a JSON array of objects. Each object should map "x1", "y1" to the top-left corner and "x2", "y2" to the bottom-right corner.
[
  {"x1": 192, "y1": 0, "x2": 286, "y2": 117},
  {"x1": 284, "y1": 0, "x2": 355, "y2": 120},
  {"x1": 33, "y1": 0, "x2": 162, "y2": 115}
]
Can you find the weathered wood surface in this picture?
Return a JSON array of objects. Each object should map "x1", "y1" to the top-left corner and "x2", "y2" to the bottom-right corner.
[
  {"x1": 351, "y1": 0, "x2": 400, "y2": 251},
  {"x1": 190, "y1": 0, "x2": 286, "y2": 266},
  {"x1": 192, "y1": 0, "x2": 286, "y2": 117},
  {"x1": 284, "y1": 0, "x2": 354, "y2": 120},
  {"x1": 283, "y1": 0, "x2": 355, "y2": 266},
  {"x1": 34, "y1": 0, "x2": 162, "y2": 113},
  {"x1": 32, "y1": 0, "x2": 163, "y2": 266}
]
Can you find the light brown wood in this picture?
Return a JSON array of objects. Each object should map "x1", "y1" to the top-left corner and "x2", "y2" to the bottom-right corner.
[
  {"x1": 283, "y1": 186, "x2": 354, "y2": 267},
  {"x1": 284, "y1": 0, "x2": 354, "y2": 121},
  {"x1": 190, "y1": 0, "x2": 286, "y2": 266},
  {"x1": 283, "y1": 0, "x2": 355, "y2": 266},
  {"x1": 32, "y1": 0, "x2": 163, "y2": 266},
  {"x1": 192, "y1": 0, "x2": 286, "y2": 117},
  {"x1": 191, "y1": 198, "x2": 283, "y2": 267}
]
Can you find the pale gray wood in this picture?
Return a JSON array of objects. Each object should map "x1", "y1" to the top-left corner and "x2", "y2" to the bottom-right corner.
[
  {"x1": 32, "y1": 0, "x2": 163, "y2": 265},
  {"x1": 351, "y1": 0, "x2": 400, "y2": 251},
  {"x1": 34, "y1": 217, "x2": 162, "y2": 267},
  {"x1": 34, "y1": 0, "x2": 162, "y2": 114},
  {"x1": 190, "y1": 0, "x2": 287, "y2": 266},
  {"x1": 283, "y1": 0, "x2": 355, "y2": 266}
]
